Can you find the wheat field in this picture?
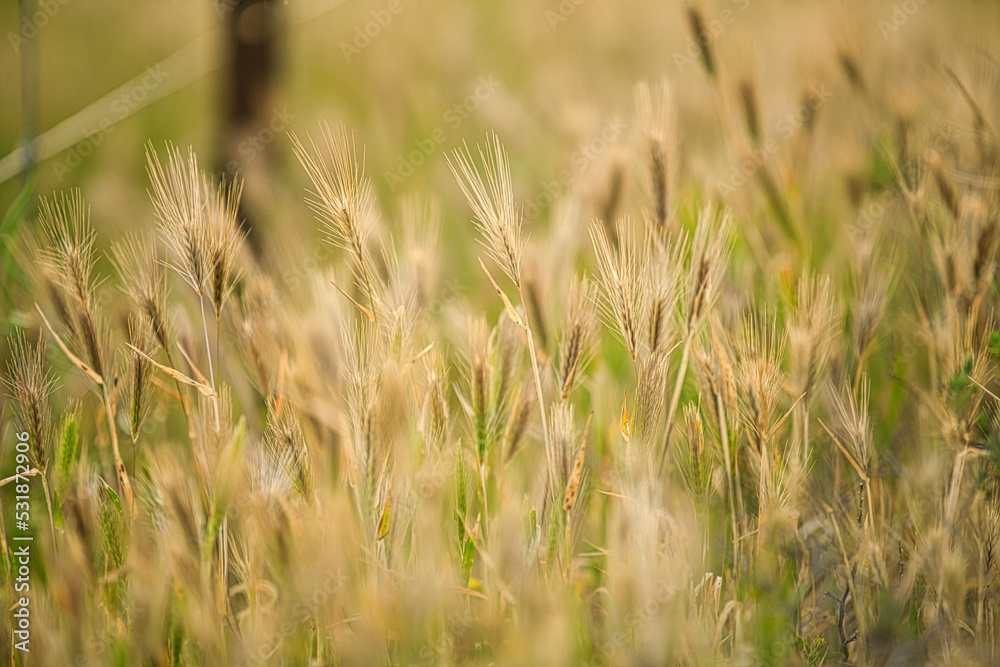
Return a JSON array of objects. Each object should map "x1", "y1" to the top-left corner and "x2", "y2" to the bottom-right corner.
[{"x1": 2, "y1": 0, "x2": 1000, "y2": 665}]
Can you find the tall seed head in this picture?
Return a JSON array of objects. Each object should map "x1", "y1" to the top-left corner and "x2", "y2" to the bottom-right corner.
[
  {"x1": 448, "y1": 133, "x2": 524, "y2": 288},
  {"x1": 736, "y1": 308, "x2": 786, "y2": 452},
  {"x1": 420, "y1": 352, "x2": 451, "y2": 453},
  {"x1": 264, "y1": 403, "x2": 313, "y2": 500},
  {"x1": 38, "y1": 190, "x2": 106, "y2": 379},
  {"x1": 124, "y1": 316, "x2": 154, "y2": 443},
  {"x1": 291, "y1": 123, "x2": 376, "y2": 257},
  {"x1": 787, "y1": 273, "x2": 837, "y2": 399},
  {"x1": 4, "y1": 333, "x2": 55, "y2": 470},
  {"x1": 205, "y1": 174, "x2": 247, "y2": 320},
  {"x1": 830, "y1": 378, "x2": 873, "y2": 475},
  {"x1": 686, "y1": 6, "x2": 716, "y2": 78},
  {"x1": 634, "y1": 352, "x2": 670, "y2": 443},
  {"x1": 563, "y1": 419, "x2": 590, "y2": 513},
  {"x1": 547, "y1": 403, "x2": 576, "y2": 496},
  {"x1": 635, "y1": 79, "x2": 678, "y2": 232},
  {"x1": 591, "y1": 218, "x2": 643, "y2": 361},
  {"x1": 685, "y1": 207, "x2": 732, "y2": 334},
  {"x1": 111, "y1": 232, "x2": 171, "y2": 354},
  {"x1": 504, "y1": 380, "x2": 535, "y2": 464},
  {"x1": 558, "y1": 277, "x2": 597, "y2": 400},
  {"x1": 148, "y1": 143, "x2": 210, "y2": 297},
  {"x1": 645, "y1": 234, "x2": 684, "y2": 356}
]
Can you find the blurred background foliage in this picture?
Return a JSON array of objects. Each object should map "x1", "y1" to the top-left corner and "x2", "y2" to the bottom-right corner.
[
  {"x1": 2, "y1": 2, "x2": 1000, "y2": 664},
  {"x1": 2, "y1": 0, "x2": 993, "y2": 281}
]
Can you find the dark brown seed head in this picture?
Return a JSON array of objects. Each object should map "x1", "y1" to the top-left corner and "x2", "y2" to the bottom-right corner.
[
  {"x1": 686, "y1": 7, "x2": 715, "y2": 78},
  {"x1": 837, "y1": 51, "x2": 865, "y2": 93},
  {"x1": 739, "y1": 79, "x2": 761, "y2": 143}
]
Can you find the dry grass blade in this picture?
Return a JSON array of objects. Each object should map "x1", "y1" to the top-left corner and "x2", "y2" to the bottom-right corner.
[
  {"x1": 765, "y1": 391, "x2": 807, "y2": 443},
  {"x1": 175, "y1": 340, "x2": 212, "y2": 388},
  {"x1": 479, "y1": 258, "x2": 523, "y2": 327},
  {"x1": 0, "y1": 468, "x2": 41, "y2": 487},
  {"x1": 818, "y1": 418, "x2": 868, "y2": 483},
  {"x1": 126, "y1": 343, "x2": 215, "y2": 397},
  {"x1": 330, "y1": 279, "x2": 376, "y2": 322},
  {"x1": 35, "y1": 305, "x2": 103, "y2": 385},
  {"x1": 969, "y1": 375, "x2": 1000, "y2": 403}
]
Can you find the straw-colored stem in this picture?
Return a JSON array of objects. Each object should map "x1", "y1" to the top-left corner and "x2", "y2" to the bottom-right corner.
[
  {"x1": 563, "y1": 515, "x2": 572, "y2": 581},
  {"x1": 944, "y1": 448, "x2": 967, "y2": 530},
  {"x1": 200, "y1": 294, "x2": 220, "y2": 431},
  {"x1": 102, "y1": 385, "x2": 135, "y2": 517},
  {"x1": 479, "y1": 462, "x2": 490, "y2": 545},
  {"x1": 518, "y1": 285, "x2": 549, "y2": 445},
  {"x1": 733, "y1": 427, "x2": 747, "y2": 528},
  {"x1": 799, "y1": 399, "x2": 810, "y2": 465},
  {"x1": 165, "y1": 348, "x2": 193, "y2": 438},
  {"x1": 866, "y1": 476, "x2": 876, "y2": 534},
  {"x1": 317, "y1": 601, "x2": 326, "y2": 663},
  {"x1": 715, "y1": 386, "x2": 740, "y2": 575},
  {"x1": 852, "y1": 345, "x2": 868, "y2": 399},
  {"x1": 658, "y1": 336, "x2": 692, "y2": 476},
  {"x1": 215, "y1": 314, "x2": 222, "y2": 397},
  {"x1": 40, "y1": 472, "x2": 57, "y2": 552},
  {"x1": 354, "y1": 241, "x2": 380, "y2": 329},
  {"x1": 221, "y1": 516, "x2": 230, "y2": 627}
]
